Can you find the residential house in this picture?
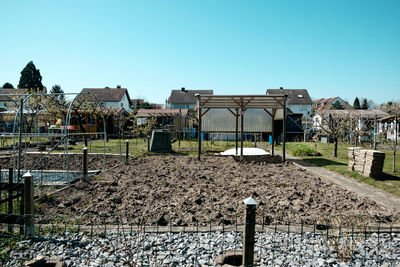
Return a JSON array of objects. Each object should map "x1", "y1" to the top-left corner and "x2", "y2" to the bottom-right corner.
[
  {"x1": 168, "y1": 87, "x2": 213, "y2": 109},
  {"x1": 136, "y1": 108, "x2": 192, "y2": 138},
  {"x1": 312, "y1": 97, "x2": 352, "y2": 111},
  {"x1": 312, "y1": 109, "x2": 389, "y2": 142},
  {"x1": 267, "y1": 87, "x2": 313, "y2": 117},
  {"x1": 82, "y1": 87, "x2": 133, "y2": 113}
]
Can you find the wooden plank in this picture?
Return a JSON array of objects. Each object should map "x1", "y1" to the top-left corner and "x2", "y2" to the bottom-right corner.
[
  {"x1": 0, "y1": 213, "x2": 24, "y2": 224},
  {"x1": 0, "y1": 193, "x2": 23, "y2": 205},
  {"x1": 0, "y1": 183, "x2": 24, "y2": 191}
]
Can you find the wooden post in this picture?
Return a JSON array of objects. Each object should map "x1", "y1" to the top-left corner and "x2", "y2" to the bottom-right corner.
[
  {"x1": 83, "y1": 147, "x2": 88, "y2": 179},
  {"x1": 235, "y1": 109, "x2": 239, "y2": 156},
  {"x1": 394, "y1": 115, "x2": 397, "y2": 173},
  {"x1": 282, "y1": 101, "x2": 287, "y2": 162},
  {"x1": 198, "y1": 107, "x2": 202, "y2": 160},
  {"x1": 23, "y1": 172, "x2": 34, "y2": 236},
  {"x1": 243, "y1": 197, "x2": 258, "y2": 267},
  {"x1": 8, "y1": 168, "x2": 13, "y2": 233},
  {"x1": 241, "y1": 108, "x2": 244, "y2": 160},
  {"x1": 125, "y1": 140, "x2": 129, "y2": 165},
  {"x1": 178, "y1": 109, "x2": 181, "y2": 147},
  {"x1": 374, "y1": 115, "x2": 377, "y2": 150},
  {"x1": 271, "y1": 109, "x2": 275, "y2": 156}
]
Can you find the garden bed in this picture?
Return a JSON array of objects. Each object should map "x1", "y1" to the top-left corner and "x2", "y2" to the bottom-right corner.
[{"x1": 38, "y1": 154, "x2": 399, "y2": 226}]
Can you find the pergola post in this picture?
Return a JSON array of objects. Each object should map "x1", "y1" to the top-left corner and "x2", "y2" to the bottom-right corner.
[
  {"x1": 271, "y1": 109, "x2": 275, "y2": 156},
  {"x1": 241, "y1": 108, "x2": 244, "y2": 160},
  {"x1": 236, "y1": 108, "x2": 239, "y2": 156},
  {"x1": 282, "y1": 102, "x2": 287, "y2": 162},
  {"x1": 198, "y1": 107, "x2": 202, "y2": 160}
]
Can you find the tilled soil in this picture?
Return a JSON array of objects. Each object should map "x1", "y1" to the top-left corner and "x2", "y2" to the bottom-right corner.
[
  {"x1": 0, "y1": 152, "x2": 123, "y2": 171},
  {"x1": 39, "y1": 154, "x2": 399, "y2": 226}
]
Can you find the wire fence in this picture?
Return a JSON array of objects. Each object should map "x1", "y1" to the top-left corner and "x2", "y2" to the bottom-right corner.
[{"x1": 2, "y1": 213, "x2": 400, "y2": 266}]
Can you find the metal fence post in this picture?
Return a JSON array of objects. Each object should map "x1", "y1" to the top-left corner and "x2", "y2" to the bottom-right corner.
[
  {"x1": 243, "y1": 197, "x2": 258, "y2": 267},
  {"x1": 8, "y1": 168, "x2": 13, "y2": 233},
  {"x1": 125, "y1": 140, "x2": 129, "y2": 165},
  {"x1": 23, "y1": 172, "x2": 34, "y2": 236},
  {"x1": 83, "y1": 147, "x2": 88, "y2": 179},
  {"x1": 147, "y1": 135, "x2": 150, "y2": 152}
]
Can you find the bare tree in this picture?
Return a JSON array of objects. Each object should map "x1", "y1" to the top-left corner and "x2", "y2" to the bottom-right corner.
[
  {"x1": 128, "y1": 112, "x2": 156, "y2": 139},
  {"x1": 69, "y1": 93, "x2": 101, "y2": 146},
  {"x1": 314, "y1": 111, "x2": 350, "y2": 157},
  {"x1": 376, "y1": 102, "x2": 400, "y2": 172}
]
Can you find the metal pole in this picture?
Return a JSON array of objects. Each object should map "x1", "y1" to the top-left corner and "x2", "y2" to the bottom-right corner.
[
  {"x1": 198, "y1": 107, "x2": 202, "y2": 160},
  {"x1": 125, "y1": 140, "x2": 129, "y2": 165},
  {"x1": 283, "y1": 100, "x2": 287, "y2": 162},
  {"x1": 147, "y1": 135, "x2": 150, "y2": 152},
  {"x1": 23, "y1": 172, "x2": 34, "y2": 236},
  {"x1": 17, "y1": 99, "x2": 23, "y2": 180},
  {"x1": 83, "y1": 147, "x2": 88, "y2": 179},
  {"x1": 243, "y1": 197, "x2": 258, "y2": 267}
]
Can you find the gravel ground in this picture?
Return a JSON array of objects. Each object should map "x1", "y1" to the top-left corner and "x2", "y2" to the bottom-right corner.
[
  {"x1": 4, "y1": 230, "x2": 400, "y2": 266},
  {"x1": 38, "y1": 154, "x2": 399, "y2": 226}
]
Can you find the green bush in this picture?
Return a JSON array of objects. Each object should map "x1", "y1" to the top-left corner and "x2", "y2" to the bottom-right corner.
[{"x1": 288, "y1": 143, "x2": 318, "y2": 156}]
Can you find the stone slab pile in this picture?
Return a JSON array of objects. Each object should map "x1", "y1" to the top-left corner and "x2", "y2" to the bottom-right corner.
[{"x1": 348, "y1": 147, "x2": 385, "y2": 178}]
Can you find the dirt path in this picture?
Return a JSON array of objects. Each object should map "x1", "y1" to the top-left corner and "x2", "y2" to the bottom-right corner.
[{"x1": 38, "y1": 154, "x2": 399, "y2": 226}]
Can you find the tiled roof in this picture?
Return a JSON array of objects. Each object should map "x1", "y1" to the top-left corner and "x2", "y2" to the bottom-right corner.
[
  {"x1": 267, "y1": 89, "x2": 312, "y2": 105},
  {"x1": 137, "y1": 109, "x2": 189, "y2": 117},
  {"x1": 82, "y1": 88, "x2": 132, "y2": 104},
  {"x1": 316, "y1": 109, "x2": 389, "y2": 119},
  {"x1": 168, "y1": 89, "x2": 213, "y2": 104}
]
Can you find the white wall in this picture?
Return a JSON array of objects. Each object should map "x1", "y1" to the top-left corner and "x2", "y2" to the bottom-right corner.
[{"x1": 102, "y1": 94, "x2": 132, "y2": 112}]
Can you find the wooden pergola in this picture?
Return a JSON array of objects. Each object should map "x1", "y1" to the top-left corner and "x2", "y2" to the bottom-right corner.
[{"x1": 196, "y1": 94, "x2": 288, "y2": 161}]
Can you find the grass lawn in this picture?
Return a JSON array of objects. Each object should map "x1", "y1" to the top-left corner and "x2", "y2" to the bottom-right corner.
[
  {"x1": 280, "y1": 142, "x2": 400, "y2": 197},
  {"x1": 68, "y1": 137, "x2": 258, "y2": 157}
]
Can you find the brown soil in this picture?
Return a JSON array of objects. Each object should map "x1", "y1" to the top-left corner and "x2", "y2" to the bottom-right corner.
[
  {"x1": 38, "y1": 154, "x2": 399, "y2": 226},
  {"x1": 0, "y1": 153, "x2": 123, "y2": 171}
]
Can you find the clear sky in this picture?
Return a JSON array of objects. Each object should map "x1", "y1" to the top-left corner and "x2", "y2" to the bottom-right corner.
[{"x1": 1, "y1": 0, "x2": 399, "y2": 105}]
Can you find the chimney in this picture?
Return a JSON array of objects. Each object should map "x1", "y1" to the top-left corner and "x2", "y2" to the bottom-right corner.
[{"x1": 117, "y1": 85, "x2": 121, "y2": 88}]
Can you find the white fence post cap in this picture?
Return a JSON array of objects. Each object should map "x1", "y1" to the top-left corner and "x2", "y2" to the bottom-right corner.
[
  {"x1": 22, "y1": 171, "x2": 32, "y2": 178},
  {"x1": 243, "y1": 197, "x2": 258, "y2": 206}
]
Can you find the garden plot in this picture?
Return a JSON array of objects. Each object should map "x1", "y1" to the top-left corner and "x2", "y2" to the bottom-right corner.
[{"x1": 40, "y1": 154, "x2": 399, "y2": 226}]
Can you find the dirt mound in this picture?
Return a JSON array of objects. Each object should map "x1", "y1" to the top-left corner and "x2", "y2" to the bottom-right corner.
[{"x1": 39, "y1": 154, "x2": 399, "y2": 226}]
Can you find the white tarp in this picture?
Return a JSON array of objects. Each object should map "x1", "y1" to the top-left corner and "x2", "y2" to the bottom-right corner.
[{"x1": 220, "y1": 148, "x2": 270, "y2": 156}]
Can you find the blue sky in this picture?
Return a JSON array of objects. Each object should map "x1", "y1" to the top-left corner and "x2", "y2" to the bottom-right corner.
[{"x1": 1, "y1": 0, "x2": 399, "y2": 105}]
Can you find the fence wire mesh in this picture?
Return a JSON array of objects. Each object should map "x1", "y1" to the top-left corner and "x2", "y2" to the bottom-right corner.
[{"x1": 1, "y1": 213, "x2": 400, "y2": 266}]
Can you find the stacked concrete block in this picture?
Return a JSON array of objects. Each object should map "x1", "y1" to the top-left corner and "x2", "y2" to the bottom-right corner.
[
  {"x1": 348, "y1": 147, "x2": 385, "y2": 178},
  {"x1": 363, "y1": 150, "x2": 385, "y2": 177},
  {"x1": 348, "y1": 147, "x2": 361, "y2": 171}
]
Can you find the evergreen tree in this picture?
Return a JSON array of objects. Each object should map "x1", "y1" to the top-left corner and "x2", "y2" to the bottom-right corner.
[
  {"x1": 50, "y1": 84, "x2": 65, "y2": 104},
  {"x1": 361, "y1": 98, "x2": 369, "y2": 110},
  {"x1": 331, "y1": 101, "x2": 344, "y2": 110},
  {"x1": 2, "y1": 82, "x2": 14, "y2": 89},
  {"x1": 353, "y1": 97, "x2": 361, "y2": 110},
  {"x1": 18, "y1": 61, "x2": 44, "y2": 93}
]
